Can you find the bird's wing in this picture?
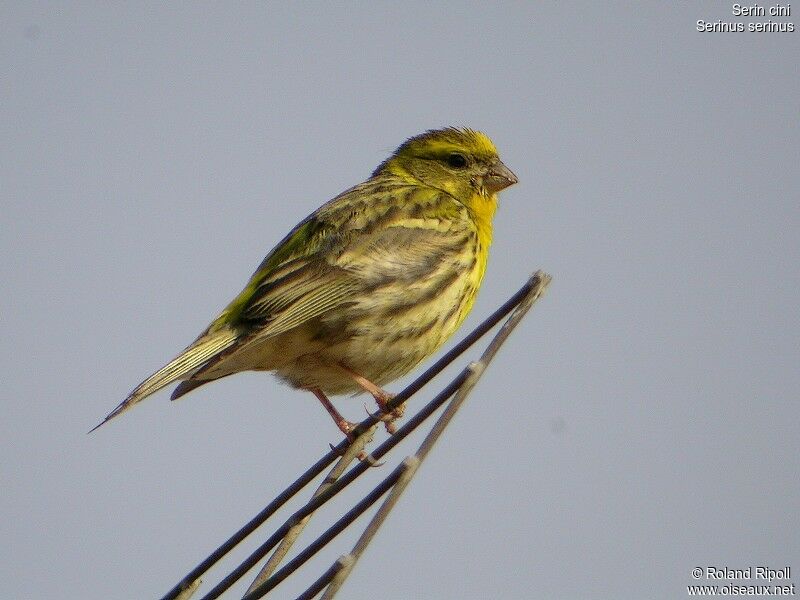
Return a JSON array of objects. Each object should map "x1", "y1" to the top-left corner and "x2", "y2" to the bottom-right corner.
[
  {"x1": 178, "y1": 183, "x2": 469, "y2": 386},
  {"x1": 239, "y1": 260, "x2": 361, "y2": 337},
  {"x1": 214, "y1": 180, "x2": 465, "y2": 335},
  {"x1": 210, "y1": 209, "x2": 358, "y2": 338}
]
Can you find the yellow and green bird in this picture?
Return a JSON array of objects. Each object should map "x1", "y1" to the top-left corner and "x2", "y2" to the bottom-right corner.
[{"x1": 93, "y1": 127, "x2": 517, "y2": 436}]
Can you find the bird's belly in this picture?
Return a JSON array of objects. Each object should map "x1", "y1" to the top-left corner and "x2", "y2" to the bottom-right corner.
[{"x1": 272, "y1": 271, "x2": 479, "y2": 395}]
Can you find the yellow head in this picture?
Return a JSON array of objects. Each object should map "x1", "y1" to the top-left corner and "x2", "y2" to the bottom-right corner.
[{"x1": 374, "y1": 127, "x2": 517, "y2": 205}]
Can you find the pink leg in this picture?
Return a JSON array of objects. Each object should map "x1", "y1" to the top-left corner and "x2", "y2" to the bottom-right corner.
[
  {"x1": 337, "y1": 364, "x2": 405, "y2": 433},
  {"x1": 310, "y1": 387, "x2": 356, "y2": 440}
]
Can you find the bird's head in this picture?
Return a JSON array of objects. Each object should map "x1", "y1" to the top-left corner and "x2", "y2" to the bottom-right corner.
[{"x1": 375, "y1": 127, "x2": 517, "y2": 202}]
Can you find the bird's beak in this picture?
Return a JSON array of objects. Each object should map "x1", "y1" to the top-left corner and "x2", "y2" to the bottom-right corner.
[{"x1": 483, "y1": 160, "x2": 518, "y2": 194}]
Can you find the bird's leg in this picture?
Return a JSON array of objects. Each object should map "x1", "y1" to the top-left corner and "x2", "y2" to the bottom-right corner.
[
  {"x1": 337, "y1": 364, "x2": 405, "y2": 434},
  {"x1": 310, "y1": 388, "x2": 357, "y2": 441}
]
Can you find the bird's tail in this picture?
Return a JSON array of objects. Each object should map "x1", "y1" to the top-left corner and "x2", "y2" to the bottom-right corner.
[{"x1": 89, "y1": 329, "x2": 240, "y2": 432}]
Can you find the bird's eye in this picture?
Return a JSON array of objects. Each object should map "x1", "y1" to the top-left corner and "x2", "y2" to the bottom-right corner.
[{"x1": 446, "y1": 152, "x2": 468, "y2": 169}]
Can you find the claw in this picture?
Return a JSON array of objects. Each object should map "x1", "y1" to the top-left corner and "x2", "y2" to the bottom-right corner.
[
  {"x1": 377, "y1": 399, "x2": 406, "y2": 434},
  {"x1": 335, "y1": 365, "x2": 408, "y2": 435},
  {"x1": 362, "y1": 400, "x2": 404, "y2": 434}
]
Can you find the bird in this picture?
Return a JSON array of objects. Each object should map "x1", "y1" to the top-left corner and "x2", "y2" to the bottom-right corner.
[{"x1": 92, "y1": 127, "x2": 517, "y2": 437}]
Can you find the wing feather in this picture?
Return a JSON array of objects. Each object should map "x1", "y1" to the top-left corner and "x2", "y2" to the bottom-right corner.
[{"x1": 184, "y1": 183, "x2": 469, "y2": 382}]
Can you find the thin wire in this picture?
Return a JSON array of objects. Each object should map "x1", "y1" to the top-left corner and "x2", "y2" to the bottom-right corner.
[
  {"x1": 196, "y1": 376, "x2": 465, "y2": 600},
  {"x1": 241, "y1": 272, "x2": 551, "y2": 600},
  {"x1": 161, "y1": 272, "x2": 545, "y2": 600},
  {"x1": 240, "y1": 462, "x2": 407, "y2": 600},
  {"x1": 243, "y1": 425, "x2": 378, "y2": 594},
  {"x1": 320, "y1": 271, "x2": 550, "y2": 598}
]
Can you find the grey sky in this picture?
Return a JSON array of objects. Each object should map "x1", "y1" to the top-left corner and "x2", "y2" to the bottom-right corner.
[{"x1": 2, "y1": 3, "x2": 798, "y2": 599}]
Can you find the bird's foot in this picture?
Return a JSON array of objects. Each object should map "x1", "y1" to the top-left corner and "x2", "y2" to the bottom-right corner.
[
  {"x1": 336, "y1": 417, "x2": 359, "y2": 443},
  {"x1": 336, "y1": 364, "x2": 406, "y2": 434},
  {"x1": 365, "y1": 393, "x2": 405, "y2": 434}
]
